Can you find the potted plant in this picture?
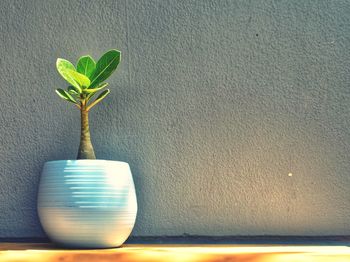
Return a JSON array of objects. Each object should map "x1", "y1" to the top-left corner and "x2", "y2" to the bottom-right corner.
[{"x1": 37, "y1": 49, "x2": 137, "y2": 248}]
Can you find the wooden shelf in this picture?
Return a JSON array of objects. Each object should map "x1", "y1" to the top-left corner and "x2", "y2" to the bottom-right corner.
[{"x1": 0, "y1": 243, "x2": 350, "y2": 262}]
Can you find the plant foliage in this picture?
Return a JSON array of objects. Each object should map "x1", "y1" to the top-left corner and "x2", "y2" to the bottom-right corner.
[{"x1": 55, "y1": 49, "x2": 121, "y2": 111}]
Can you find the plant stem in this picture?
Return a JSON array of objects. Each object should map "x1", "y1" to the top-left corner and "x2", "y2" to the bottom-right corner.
[{"x1": 77, "y1": 101, "x2": 96, "y2": 159}]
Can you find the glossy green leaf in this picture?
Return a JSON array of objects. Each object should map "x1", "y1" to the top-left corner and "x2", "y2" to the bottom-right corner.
[
  {"x1": 77, "y1": 55, "x2": 96, "y2": 79},
  {"x1": 84, "y1": 83, "x2": 108, "y2": 94},
  {"x1": 85, "y1": 83, "x2": 108, "y2": 102},
  {"x1": 86, "y1": 92, "x2": 97, "y2": 102},
  {"x1": 56, "y1": 58, "x2": 82, "y2": 93},
  {"x1": 87, "y1": 89, "x2": 110, "y2": 110},
  {"x1": 68, "y1": 86, "x2": 79, "y2": 95},
  {"x1": 89, "y1": 50, "x2": 120, "y2": 88},
  {"x1": 67, "y1": 69, "x2": 91, "y2": 88},
  {"x1": 55, "y1": 88, "x2": 77, "y2": 104},
  {"x1": 84, "y1": 83, "x2": 108, "y2": 101}
]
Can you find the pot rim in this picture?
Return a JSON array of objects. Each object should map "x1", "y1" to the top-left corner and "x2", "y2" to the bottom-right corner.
[{"x1": 44, "y1": 159, "x2": 129, "y2": 165}]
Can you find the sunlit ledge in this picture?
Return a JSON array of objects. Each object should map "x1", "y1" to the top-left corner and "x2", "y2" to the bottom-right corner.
[{"x1": 0, "y1": 243, "x2": 350, "y2": 262}]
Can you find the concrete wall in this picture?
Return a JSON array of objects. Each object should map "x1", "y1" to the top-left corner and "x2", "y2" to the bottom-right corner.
[{"x1": 0, "y1": 0, "x2": 349, "y2": 237}]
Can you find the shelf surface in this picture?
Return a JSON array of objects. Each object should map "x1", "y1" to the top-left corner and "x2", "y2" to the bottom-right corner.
[{"x1": 0, "y1": 243, "x2": 350, "y2": 262}]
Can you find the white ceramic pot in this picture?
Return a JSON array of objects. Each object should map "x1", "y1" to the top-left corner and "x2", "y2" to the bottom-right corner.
[{"x1": 37, "y1": 160, "x2": 137, "y2": 248}]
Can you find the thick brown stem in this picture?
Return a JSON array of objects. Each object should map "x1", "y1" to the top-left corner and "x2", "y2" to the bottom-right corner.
[{"x1": 77, "y1": 103, "x2": 96, "y2": 159}]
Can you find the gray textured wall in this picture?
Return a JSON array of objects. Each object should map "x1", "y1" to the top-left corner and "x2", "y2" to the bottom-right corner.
[{"x1": 0, "y1": 0, "x2": 349, "y2": 238}]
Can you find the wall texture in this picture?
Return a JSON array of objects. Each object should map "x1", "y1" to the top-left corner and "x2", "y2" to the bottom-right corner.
[{"x1": 0, "y1": 0, "x2": 349, "y2": 238}]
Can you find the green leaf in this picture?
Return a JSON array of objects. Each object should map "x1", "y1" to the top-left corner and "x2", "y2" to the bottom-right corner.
[
  {"x1": 87, "y1": 89, "x2": 110, "y2": 110},
  {"x1": 68, "y1": 86, "x2": 79, "y2": 95},
  {"x1": 77, "y1": 55, "x2": 96, "y2": 79},
  {"x1": 67, "y1": 69, "x2": 91, "y2": 88},
  {"x1": 89, "y1": 49, "x2": 121, "y2": 88},
  {"x1": 55, "y1": 89, "x2": 77, "y2": 104},
  {"x1": 84, "y1": 83, "x2": 108, "y2": 94},
  {"x1": 57, "y1": 58, "x2": 75, "y2": 71},
  {"x1": 85, "y1": 83, "x2": 108, "y2": 102},
  {"x1": 95, "y1": 89, "x2": 110, "y2": 102},
  {"x1": 56, "y1": 58, "x2": 82, "y2": 93},
  {"x1": 86, "y1": 91, "x2": 97, "y2": 102},
  {"x1": 84, "y1": 83, "x2": 108, "y2": 101}
]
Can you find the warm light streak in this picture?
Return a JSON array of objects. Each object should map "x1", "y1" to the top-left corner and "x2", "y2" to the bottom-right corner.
[{"x1": 0, "y1": 245, "x2": 349, "y2": 262}]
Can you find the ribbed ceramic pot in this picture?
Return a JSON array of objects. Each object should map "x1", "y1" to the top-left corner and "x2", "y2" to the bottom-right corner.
[{"x1": 37, "y1": 160, "x2": 137, "y2": 248}]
